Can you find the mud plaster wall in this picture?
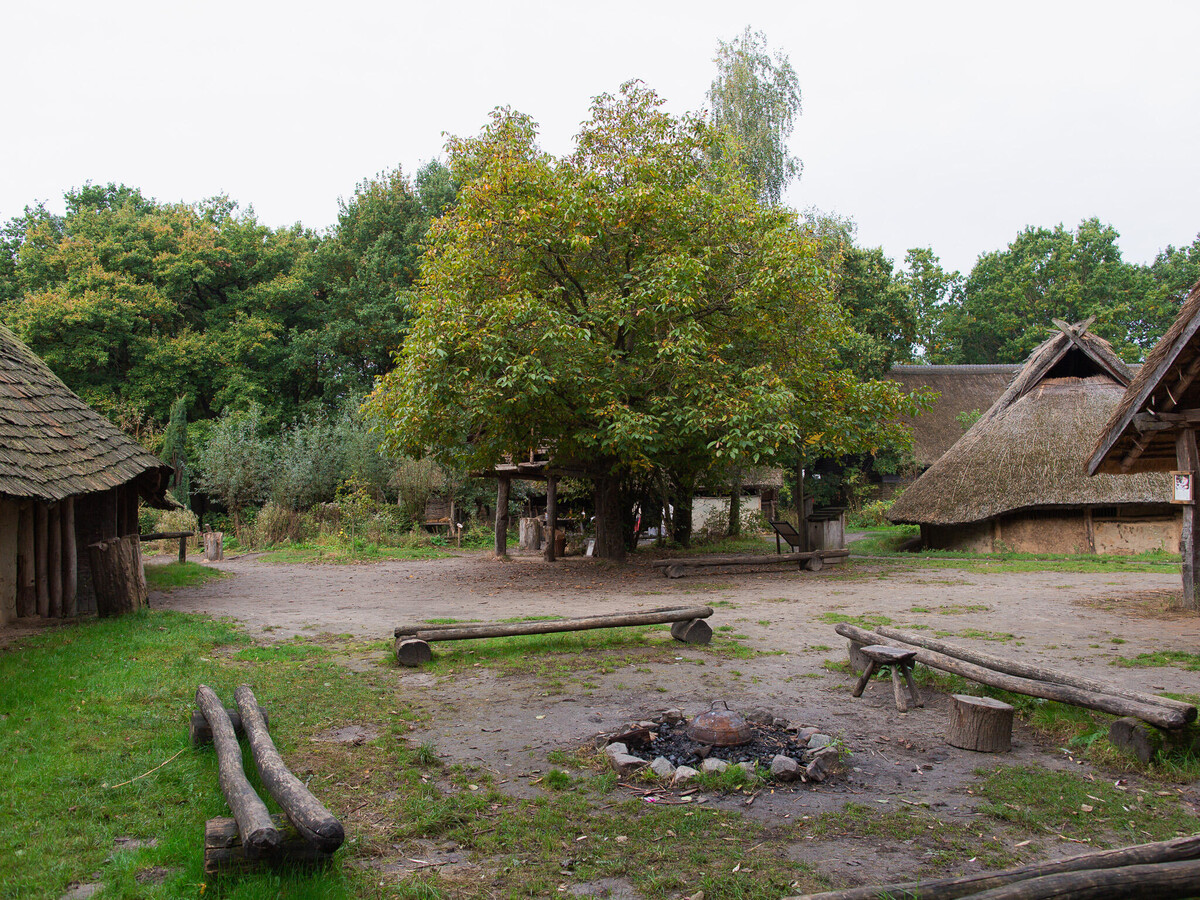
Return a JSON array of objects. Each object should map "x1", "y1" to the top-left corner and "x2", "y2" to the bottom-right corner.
[{"x1": 923, "y1": 509, "x2": 1180, "y2": 555}]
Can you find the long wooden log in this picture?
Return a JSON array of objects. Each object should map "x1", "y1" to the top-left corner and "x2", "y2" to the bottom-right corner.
[
  {"x1": 35, "y1": 503, "x2": 49, "y2": 618},
  {"x1": 875, "y1": 625, "x2": 1197, "y2": 722},
  {"x1": 62, "y1": 497, "x2": 77, "y2": 617},
  {"x1": 190, "y1": 706, "x2": 270, "y2": 747},
  {"x1": 47, "y1": 504, "x2": 62, "y2": 618},
  {"x1": 651, "y1": 549, "x2": 849, "y2": 569},
  {"x1": 967, "y1": 859, "x2": 1200, "y2": 900},
  {"x1": 234, "y1": 685, "x2": 344, "y2": 853},
  {"x1": 139, "y1": 531, "x2": 196, "y2": 541},
  {"x1": 833, "y1": 624, "x2": 1191, "y2": 730},
  {"x1": 195, "y1": 685, "x2": 280, "y2": 855},
  {"x1": 783, "y1": 833, "x2": 1200, "y2": 900},
  {"x1": 205, "y1": 812, "x2": 335, "y2": 875},
  {"x1": 16, "y1": 504, "x2": 35, "y2": 617},
  {"x1": 394, "y1": 606, "x2": 714, "y2": 641}
]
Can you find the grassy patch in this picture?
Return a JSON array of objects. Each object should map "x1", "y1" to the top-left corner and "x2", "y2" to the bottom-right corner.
[
  {"x1": 1111, "y1": 650, "x2": 1200, "y2": 671},
  {"x1": 143, "y1": 561, "x2": 228, "y2": 591},
  {"x1": 258, "y1": 542, "x2": 452, "y2": 564},
  {"x1": 957, "y1": 628, "x2": 1019, "y2": 643},
  {"x1": 975, "y1": 766, "x2": 1197, "y2": 844},
  {"x1": 818, "y1": 611, "x2": 893, "y2": 629}
]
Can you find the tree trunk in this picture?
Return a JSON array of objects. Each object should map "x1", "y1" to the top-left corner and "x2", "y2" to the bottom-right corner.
[
  {"x1": 494, "y1": 477, "x2": 510, "y2": 557},
  {"x1": 234, "y1": 685, "x2": 344, "y2": 853},
  {"x1": 673, "y1": 489, "x2": 693, "y2": 549},
  {"x1": 946, "y1": 694, "x2": 1013, "y2": 752},
  {"x1": 593, "y1": 474, "x2": 626, "y2": 561},
  {"x1": 544, "y1": 475, "x2": 558, "y2": 561},
  {"x1": 195, "y1": 685, "x2": 280, "y2": 855},
  {"x1": 728, "y1": 471, "x2": 742, "y2": 537},
  {"x1": 87, "y1": 535, "x2": 148, "y2": 617},
  {"x1": 203, "y1": 532, "x2": 224, "y2": 561}
]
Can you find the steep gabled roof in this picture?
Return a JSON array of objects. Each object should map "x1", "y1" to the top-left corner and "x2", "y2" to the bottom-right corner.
[
  {"x1": 889, "y1": 322, "x2": 1168, "y2": 526},
  {"x1": 0, "y1": 325, "x2": 170, "y2": 502},
  {"x1": 886, "y1": 364, "x2": 1019, "y2": 467},
  {"x1": 1088, "y1": 281, "x2": 1200, "y2": 474}
]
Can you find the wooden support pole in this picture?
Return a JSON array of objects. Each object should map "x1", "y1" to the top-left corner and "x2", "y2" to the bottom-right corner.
[
  {"x1": 544, "y1": 475, "x2": 558, "y2": 562},
  {"x1": 234, "y1": 685, "x2": 344, "y2": 853},
  {"x1": 0, "y1": 499, "x2": 17, "y2": 625},
  {"x1": 62, "y1": 497, "x2": 77, "y2": 617},
  {"x1": 195, "y1": 685, "x2": 280, "y2": 855},
  {"x1": 833, "y1": 623, "x2": 1191, "y2": 730},
  {"x1": 1175, "y1": 429, "x2": 1199, "y2": 610},
  {"x1": 34, "y1": 503, "x2": 49, "y2": 618},
  {"x1": 47, "y1": 503, "x2": 62, "y2": 618},
  {"x1": 494, "y1": 477, "x2": 510, "y2": 557},
  {"x1": 782, "y1": 834, "x2": 1200, "y2": 900},
  {"x1": 17, "y1": 504, "x2": 36, "y2": 617}
]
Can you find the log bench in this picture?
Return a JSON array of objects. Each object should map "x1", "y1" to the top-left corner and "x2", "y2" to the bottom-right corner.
[
  {"x1": 851, "y1": 644, "x2": 924, "y2": 713},
  {"x1": 139, "y1": 530, "x2": 196, "y2": 564},
  {"x1": 651, "y1": 549, "x2": 849, "y2": 579},
  {"x1": 393, "y1": 606, "x2": 715, "y2": 667}
]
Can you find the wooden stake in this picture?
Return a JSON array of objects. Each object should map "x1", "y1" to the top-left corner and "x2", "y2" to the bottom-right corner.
[
  {"x1": 34, "y1": 503, "x2": 49, "y2": 618},
  {"x1": 47, "y1": 503, "x2": 62, "y2": 618},
  {"x1": 1176, "y1": 429, "x2": 1199, "y2": 610},
  {"x1": 544, "y1": 475, "x2": 558, "y2": 562},
  {"x1": 62, "y1": 497, "x2": 77, "y2": 617}
]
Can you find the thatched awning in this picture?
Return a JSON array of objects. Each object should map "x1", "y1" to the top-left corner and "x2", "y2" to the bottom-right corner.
[
  {"x1": 1088, "y1": 280, "x2": 1200, "y2": 474},
  {"x1": 886, "y1": 365, "x2": 1018, "y2": 467},
  {"x1": 0, "y1": 325, "x2": 170, "y2": 503},
  {"x1": 890, "y1": 322, "x2": 1169, "y2": 527}
]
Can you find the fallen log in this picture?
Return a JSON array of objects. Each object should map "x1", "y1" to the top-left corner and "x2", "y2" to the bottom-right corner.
[
  {"x1": 195, "y1": 685, "x2": 280, "y2": 855},
  {"x1": 783, "y1": 833, "x2": 1200, "y2": 900},
  {"x1": 189, "y1": 706, "x2": 269, "y2": 747},
  {"x1": 875, "y1": 625, "x2": 1196, "y2": 723},
  {"x1": 965, "y1": 858, "x2": 1200, "y2": 900},
  {"x1": 234, "y1": 685, "x2": 344, "y2": 853},
  {"x1": 393, "y1": 606, "x2": 713, "y2": 641},
  {"x1": 832, "y1": 624, "x2": 1191, "y2": 730},
  {"x1": 205, "y1": 813, "x2": 336, "y2": 875},
  {"x1": 651, "y1": 549, "x2": 848, "y2": 577}
]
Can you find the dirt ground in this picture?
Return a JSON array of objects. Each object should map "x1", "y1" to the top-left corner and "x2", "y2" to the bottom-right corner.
[{"x1": 155, "y1": 547, "x2": 1200, "y2": 892}]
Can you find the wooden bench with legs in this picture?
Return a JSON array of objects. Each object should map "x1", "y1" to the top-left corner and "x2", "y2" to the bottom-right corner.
[{"x1": 851, "y1": 644, "x2": 924, "y2": 713}]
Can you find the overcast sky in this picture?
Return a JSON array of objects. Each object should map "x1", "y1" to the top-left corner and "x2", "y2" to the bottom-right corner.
[{"x1": 4, "y1": 0, "x2": 1197, "y2": 275}]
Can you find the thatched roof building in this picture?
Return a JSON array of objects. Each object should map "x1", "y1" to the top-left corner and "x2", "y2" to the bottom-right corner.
[
  {"x1": 886, "y1": 364, "x2": 1018, "y2": 468},
  {"x1": 0, "y1": 325, "x2": 170, "y2": 624},
  {"x1": 889, "y1": 321, "x2": 1177, "y2": 554}
]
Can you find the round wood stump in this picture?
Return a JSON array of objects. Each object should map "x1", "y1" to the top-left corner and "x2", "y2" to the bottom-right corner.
[
  {"x1": 670, "y1": 617, "x2": 713, "y2": 645},
  {"x1": 946, "y1": 694, "x2": 1013, "y2": 752},
  {"x1": 395, "y1": 638, "x2": 433, "y2": 667}
]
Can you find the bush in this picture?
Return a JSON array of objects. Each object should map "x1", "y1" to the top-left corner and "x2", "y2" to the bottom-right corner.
[
  {"x1": 849, "y1": 494, "x2": 898, "y2": 528},
  {"x1": 254, "y1": 502, "x2": 314, "y2": 546},
  {"x1": 142, "y1": 507, "x2": 201, "y2": 555}
]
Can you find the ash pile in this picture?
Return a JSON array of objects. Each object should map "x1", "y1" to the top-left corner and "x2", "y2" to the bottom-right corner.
[{"x1": 597, "y1": 704, "x2": 844, "y2": 786}]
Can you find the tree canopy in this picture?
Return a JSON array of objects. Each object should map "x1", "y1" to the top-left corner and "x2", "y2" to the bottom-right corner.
[{"x1": 365, "y1": 83, "x2": 921, "y2": 557}]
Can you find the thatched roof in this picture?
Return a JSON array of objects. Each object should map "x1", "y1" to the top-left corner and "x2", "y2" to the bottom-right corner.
[
  {"x1": 0, "y1": 325, "x2": 170, "y2": 503},
  {"x1": 1088, "y1": 280, "x2": 1200, "y2": 474},
  {"x1": 886, "y1": 364, "x2": 1018, "y2": 467},
  {"x1": 890, "y1": 322, "x2": 1170, "y2": 526}
]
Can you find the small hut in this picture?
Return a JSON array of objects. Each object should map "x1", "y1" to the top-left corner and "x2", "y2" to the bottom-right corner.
[
  {"x1": 1088, "y1": 281, "x2": 1200, "y2": 607},
  {"x1": 0, "y1": 326, "x2": 171, "y2": 623},
  {"x1": 888, "y1": 320, "x2": 1177, "y2": 554}
]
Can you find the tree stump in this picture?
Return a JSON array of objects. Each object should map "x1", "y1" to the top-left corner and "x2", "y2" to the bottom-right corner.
[
  {"x1": 946, "y1": 694, "x2": 1013, "y2": 752},
  {"x1": 670, "y1": 618, "x2": 713, "y2": 645},
  {"x1": 395, "y1": 638, "x2": 433, "y2": 667},
  {"x1": 204, "y1": 532, "x2": 224, "y2": 561},
  {"x1": 87, "y1": 535, "x2": 148, "y2": 617},
  {"x1": 1108, "y1": 716, "x2": 1162, "y2": 764},
  {"x1": 518, "y1": 517, "x2": 542, "y2": 551},
  {"x1": 804, "y1": 554, "x2": 824, "y2": 572}
]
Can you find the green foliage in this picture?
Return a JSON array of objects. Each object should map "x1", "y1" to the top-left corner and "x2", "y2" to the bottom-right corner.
[
  {"x1": 196, "y1": 404, "x2": 276, "y2": 537},
  {"x1": 898, "y1": 247, "x2": 963, "y2": 361},
  {"x1": 1111, "y1": 650, "x2": 1200, "y2": 671}
]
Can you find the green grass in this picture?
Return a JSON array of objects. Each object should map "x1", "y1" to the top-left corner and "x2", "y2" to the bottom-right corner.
[
  {"x1": 0, "y1": 611, "x2": 832, "y2": 899},
  {"x1": 1111, "y1": 650, "x2": 1200, "y2": 671},
  {"x1": 848, "y1": 530, "x2": 1182, "y2": 574},
  {"x1": 258, "y1": 542, "x2": 453, "y2": 564},
  {"x1": 143, "y1": 561, "x2": 228, "y2": 591},
  {"x1": 817, "y1": 611, "x2": 893, "y2": 629}
]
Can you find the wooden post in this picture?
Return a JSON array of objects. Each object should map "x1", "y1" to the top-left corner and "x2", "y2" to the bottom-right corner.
[
  {"x1": 34, "y1": 503, "x2": 49, "y2": 618},
  {"x1": 203, "y1": 532, "x2": 224, "y2": 561},
  {"x1": 0, "y1": 499, "x2": 17, "y2": 625},
  {"x1": 47, "y1": 503, "x2": 62, "y2": 618},
  {"x1": 18, "y1": 504, "x2": 36, "y2": 617},
  {"x1": 62, "y1": 497, "x2": 77, "y2": 617},
  {"x1": 544, "y1": 475, "x2": 558, "y2": 562},
  {"x1": 495, "y1": 477, "x2": 510, "y2": 557},
  {"x1": 795, "y1": 462, "x2": 810, "y2": 552},
  {"x1": 1176, "y1": 429, "x2": 1199, "y2": 610},
  {"x1": 87, "y1": 535, "x2": 148, "y2": 617}
]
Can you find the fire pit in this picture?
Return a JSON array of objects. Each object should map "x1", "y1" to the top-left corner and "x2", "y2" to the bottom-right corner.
[{"x1": 599, "y1": 704, "x2": 845, "y2": 785}]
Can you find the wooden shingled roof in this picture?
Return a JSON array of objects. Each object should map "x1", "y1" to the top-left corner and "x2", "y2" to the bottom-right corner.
[
  {"x1": 1088, "y1": 281, "x2": 1200, "y2": 475},
  {"x1": 0, "y1": 325, "x2": 170, "y2": 503}
]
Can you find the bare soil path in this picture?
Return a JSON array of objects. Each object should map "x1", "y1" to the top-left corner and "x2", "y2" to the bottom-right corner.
[{"x1": 154, "y1": 550, "x2": 1200, "y2": 893}]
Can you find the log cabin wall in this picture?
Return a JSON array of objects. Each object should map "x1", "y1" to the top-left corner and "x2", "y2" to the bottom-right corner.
[
  {"x1": 0, "y1": 494, "x2": 82, "y2": 622},
  {"x1": 72, "y1": 488, "x2": 120, "y2": 617}
]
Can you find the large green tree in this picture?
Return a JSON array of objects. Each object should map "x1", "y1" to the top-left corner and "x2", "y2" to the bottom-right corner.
[
  {"x1": 365, "y1": 83, "x2": 920, "y2": 559},
  {"x1": 707, "y1": 27, "x2": 802, "y2": 205}
]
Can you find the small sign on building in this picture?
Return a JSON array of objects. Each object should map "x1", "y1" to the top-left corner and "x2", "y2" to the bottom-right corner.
[{"x1": 1172, "y1": 470, "x2": 1193, "y2": 504}]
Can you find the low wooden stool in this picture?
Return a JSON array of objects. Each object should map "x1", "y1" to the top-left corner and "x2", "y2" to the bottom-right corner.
[{"x1": 851, "y1": 645, "x2": 924, "y2": 713}]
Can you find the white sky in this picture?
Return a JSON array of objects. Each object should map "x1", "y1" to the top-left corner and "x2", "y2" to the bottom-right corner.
[{"x1": 3, "y1": 0, "x2": 1197, "y2": 275}]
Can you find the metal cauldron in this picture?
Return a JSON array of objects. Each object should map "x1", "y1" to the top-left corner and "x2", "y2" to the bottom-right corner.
[{"x1": 686, "y1": 700, "x2": 755, "y2": 747}]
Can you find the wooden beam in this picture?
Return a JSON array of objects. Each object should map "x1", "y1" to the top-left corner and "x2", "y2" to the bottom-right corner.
[
  {"x1": 544, "y1": 474, "x2": 558, "y2": 562},
  {"x1": 494, "y1": 476, "x2": 510, "y2": 557},
  {"x1": 1176, "y1": 429, "x2": 1199, "y2": 611}
]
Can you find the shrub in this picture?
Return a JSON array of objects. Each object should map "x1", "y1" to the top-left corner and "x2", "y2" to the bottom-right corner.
[
  {"x1": 254, "y1": 502, "x2": 314, "y2": 546},
  {"x1": 197, "y1": 404, "x2": 276, "y2": 541}
]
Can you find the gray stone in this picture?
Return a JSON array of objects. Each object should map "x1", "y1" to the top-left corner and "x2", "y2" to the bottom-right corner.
[
  {"x1": 806, "y1": 732, "x2": 834, "y2": 750},
  {"x1": 700, "y1": 757, "x2": 729, "y2": 774},
  {"x1": 805, "y1": 749, "x2": 839, "y2": 783},
  {"x1": 650, "y1": 756, "x2": 677, "y2": 780},
  {"x1": 770, "y1": 754, "x2": 802, "y2": 782},
  {"x1": 735, "y1": 761, "x2": 758, "y2": 781},
  {"x1": 607, "y1": 752, "x2": 648, "y2": 775},
  {"x1": 656, "y1": 707, "x2": 685, "y2": 725},
  {"x1": 60, "y1": 885, "x2": 103, "y2": 900},
  {"x1": 745, "y1": 707, "x2": 774, "y2": 725},
  {"x1": 794, "y1": 725, "x2": 818, "y2": 741},
  {"x1": 604, "y1": 742, "x2": 629, "y2": 757},
  {"x1": 672, "y1": 765, "x2": 699, "y2": 786},
  {"x1": 771, "y1": 717, "x2": 790, "y2": 728}
]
